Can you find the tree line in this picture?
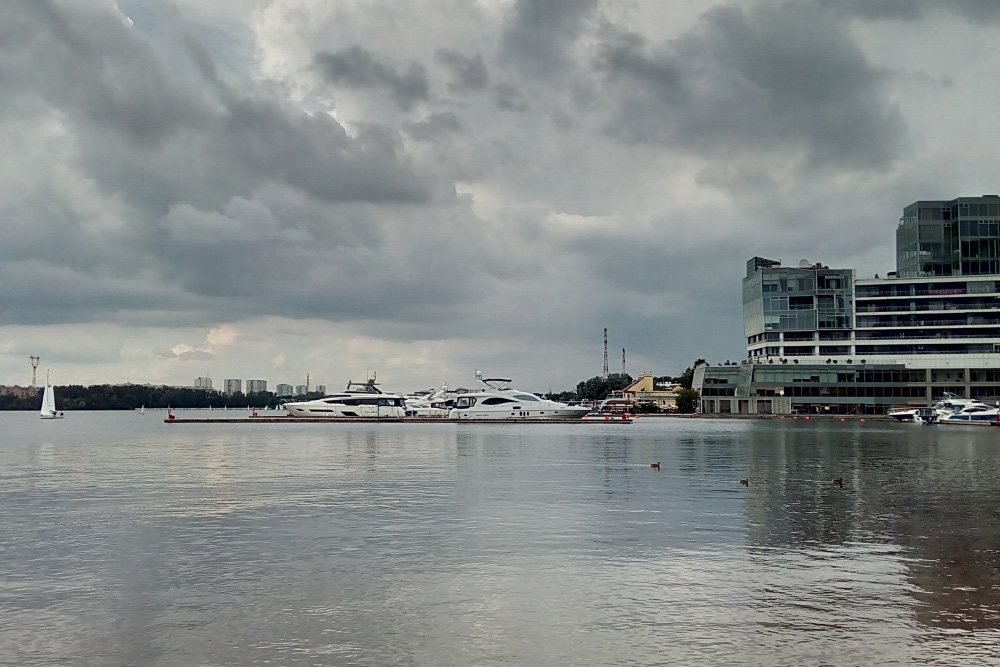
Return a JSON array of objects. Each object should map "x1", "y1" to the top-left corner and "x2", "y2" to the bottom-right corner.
[{"x1": 0, "y1": 385, "x2": 326, "y2": 411}]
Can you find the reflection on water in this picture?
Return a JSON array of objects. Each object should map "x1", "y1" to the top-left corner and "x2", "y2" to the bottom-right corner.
[{"x1": 1, "y1": 413, "x2": 999, "y2": 665}]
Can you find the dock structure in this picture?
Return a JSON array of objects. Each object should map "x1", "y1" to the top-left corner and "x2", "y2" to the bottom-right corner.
[{"x1": 163, "y1": 417, "x2": 633, "y2": 425}]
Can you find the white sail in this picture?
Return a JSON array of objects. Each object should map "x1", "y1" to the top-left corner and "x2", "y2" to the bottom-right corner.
[{"x1": 39, "y1": 369, "x2": 62, "y2": 419}]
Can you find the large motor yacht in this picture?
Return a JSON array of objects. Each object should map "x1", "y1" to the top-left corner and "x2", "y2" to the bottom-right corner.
[
  {"x1": 448, "y1": 372, "x2": 590, "y2": 420},
  {"x1": 937, "y1": 404, "x2": 1000, "y2": 424},
  {"x1": 283, "y1": 378, "x2": 406, "y2": 418}
]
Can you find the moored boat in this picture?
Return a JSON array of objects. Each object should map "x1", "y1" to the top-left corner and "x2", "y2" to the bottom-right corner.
[
  {"x1": 283, "y1": 378, "x2": 406, "y2": 418},
  {"x1": 448, "y1": 372, "x2": 590, "y2": 420}
]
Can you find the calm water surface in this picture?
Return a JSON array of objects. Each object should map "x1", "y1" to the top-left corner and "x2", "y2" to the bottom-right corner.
[{"x1": 2, "y1": 413, "x2": 999, "y2": 666}]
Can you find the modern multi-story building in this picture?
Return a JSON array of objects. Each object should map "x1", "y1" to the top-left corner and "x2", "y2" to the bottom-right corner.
[
  {"x1": 697, "y1": 195, "x2": 1000, "y2": 415},
  {"x1": 223, "y1": 379, "x2": 242, "y2": 396},
  {"x1": 897, "y1": 195, "x2": 1000, "y2": 277},
  {"x1": 316, "y1": 385, "x2": 326, "y2": 395},
  {"x1": 275, "y1": 383, "x2": 293, "y2": 397},
  {"x1": 194, "y1": 376, "x2": 213, "y2": 389},
  {"x1": 295, "y1": 385, "x2": 307, "y2": 395},
  {"x1": 245, "y1": 380, "x2": 267, "y2": 394}
]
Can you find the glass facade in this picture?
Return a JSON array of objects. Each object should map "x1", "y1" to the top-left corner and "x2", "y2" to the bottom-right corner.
[
  {"x1": 699, "y1": 362, "x2": 1000, "y2": 414},
  {"x1": 744, "y1": 257, "x2": 853, "y2": 358},
  {"x1": 897, "y1": 196, "x2": 1000, "y2": 277}
]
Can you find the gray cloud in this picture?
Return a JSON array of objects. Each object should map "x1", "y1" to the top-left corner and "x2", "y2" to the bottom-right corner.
[
  {"x1": 435, "y1": 49, "x2": 490, "y2": 93},
  {"x1": 404, "y1": 112, "x2": 463, "y2": 142},
  {"x1": 827, "y1": 0, "x2": 1000, "y2": 22},
  {"x1": 498, "y1": 0, "x2": 598, "y2": 76},
  {"x1": 594, "y1": 3, "x2": 906, "y2": 170},
  {"x1": 493, "y1": 82, "x2": 528, "y2": 112},
  {"x1": 315, "y1": 46, "x2": 430, "y2": 110}
]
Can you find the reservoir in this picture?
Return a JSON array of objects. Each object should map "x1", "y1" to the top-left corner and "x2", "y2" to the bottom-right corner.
[{"x1": 2, "y1": 413, "x2": 999, "y2": 665}]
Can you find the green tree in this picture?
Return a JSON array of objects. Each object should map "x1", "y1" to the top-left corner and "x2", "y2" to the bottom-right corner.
[
  {"x1": 575, "y1": 373, "x2": 633, "y2": 401},
  {"x1": 675, "y1": 388, "x2": 700, "y2": 413}
]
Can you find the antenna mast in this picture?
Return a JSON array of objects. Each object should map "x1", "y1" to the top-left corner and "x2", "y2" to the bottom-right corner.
[
  {"x1": 603, "y1": 329, "x2": 609, "y2": 379},
  {"x1": 29, "y1": 356, "x2": 40, "y2": 386},
  {"x1": 306, "y1": 373, "x2": 310, "y2": 393},
  {"x1": 622, "y1": 348, "x2": 626, "y2": 376}
]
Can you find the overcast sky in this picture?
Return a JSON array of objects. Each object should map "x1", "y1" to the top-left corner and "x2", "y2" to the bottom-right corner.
[{"x1": 2, "y1": 0, "x2": 999, "y2": 392}]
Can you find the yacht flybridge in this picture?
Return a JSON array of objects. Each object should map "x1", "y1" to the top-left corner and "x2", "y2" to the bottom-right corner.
[
  {"x1": 448, "y1": 372, "x2": 590, "y2": 420},
  {"x1": 283, "y1": 378, "x2": 406, "y2": 418}
]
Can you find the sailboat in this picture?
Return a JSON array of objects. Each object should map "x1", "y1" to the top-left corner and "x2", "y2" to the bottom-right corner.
[
  {"x1": 140, "y1": 404, "x2": 145, "y2": 415},
  {"x1": 39, "y1": 370, "x2": 63, "y2": 420}
]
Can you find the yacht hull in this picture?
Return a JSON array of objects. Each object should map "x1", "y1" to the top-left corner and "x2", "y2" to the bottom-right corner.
[{"x1": 449, "y1": 408, "x2": 590, "y2": 420}]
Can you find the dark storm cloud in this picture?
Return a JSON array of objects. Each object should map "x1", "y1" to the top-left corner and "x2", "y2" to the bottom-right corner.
[
  {"x1": 0, "y1": 0, "x2": 450, "y2": 328},
  {"x1": 826, "y1": 0, "x2": 1000, "y2": 22},
  {"x1": 435, "y1": 49, "x2": 490, "y2": 93},
  {"x1": 499, "y1": 0, "x2": 598, "y2": 75},
  {"x1": 315, "y1": 46, "x2": 430, "y2": 110},
  {"x1": 594, "y1": 3, "x2": 906, "y2": 170},
  {"x1": 405, "y1": 112, "x2": 463, "y2": 142},
  {"x1": 0, "y1": 1, "x2": 207, "y2": 145},
  {"x1": 493, "y1": 82, "x2": 528, "y2": 112},
  {"x1": 219, "y1": 101, "x2": 432, "y2": 204}
]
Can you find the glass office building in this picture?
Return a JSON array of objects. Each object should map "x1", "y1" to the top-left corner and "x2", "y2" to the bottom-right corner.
[
  {"x1": 743, "y1": 257, "x2": 854, "y2": 361},
  {"x1": 700, "y1": 195, "x2": 1000, "y2": 414},
  {"x1": 897, "y1": 195, "x2": 1000, "y2": 277}
]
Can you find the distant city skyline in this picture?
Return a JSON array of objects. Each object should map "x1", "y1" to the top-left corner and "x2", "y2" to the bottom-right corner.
[{"x1": 3, "y1": 2, "x2": 1000, "y2": 391}]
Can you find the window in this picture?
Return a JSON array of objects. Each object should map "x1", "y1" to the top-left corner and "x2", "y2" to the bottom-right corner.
[
  {"x1": 481, "y1": 397, "x2": 516, "y2": 405},
  {"x1": 455, "y1": 397, "x2": 477, "y2": 408},
  {"x1": 513, "y1": 394, "x2": 540, "y2": 401}
]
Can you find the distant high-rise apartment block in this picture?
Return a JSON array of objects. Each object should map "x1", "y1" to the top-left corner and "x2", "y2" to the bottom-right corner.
[
  {"x1": 223, "y1": 379, "x2": 242, "y2": 395},
  {"x1": 275, "y1": 383, "x2": 293, "y2": 396},
  {"x1": 316, "y1": 384, "x2": 326, "y2": 395},
  {"x1": 194, "y1": 376, "x2": 213, "y2": 389},
  {"x1": 295, "y1": 385, "x2": 306, "y2": 395},
  {"x1": 246, "y1": 379, "x2": 267, "y2": 394}
]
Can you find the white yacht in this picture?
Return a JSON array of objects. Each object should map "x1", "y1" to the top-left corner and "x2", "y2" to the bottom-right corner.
[
  {"x1": 937, "y1": 405, "x2": 1000, "y2": 425},
  {"x1": 283, "y1": 378, "x2": 406, "y2": 418},
  {"x1": 888, "y1": 393, "x2": 994, "y2": 422},
  {"x1": 887, "y1": 407, "x2": 920, "y2": 422},
  {"x1": 932, "y1": 393, "x2": 994, "y2": 418},
  {"x1": 448, "y1": 373, "x2": 590, "y2": 420},
  {"x1": 405, "y1": 384, "x2": 457, "y2": 418}
]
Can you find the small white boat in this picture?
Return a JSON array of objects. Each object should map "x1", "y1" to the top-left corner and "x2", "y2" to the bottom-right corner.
[
  {"x1": 140, "y1": 404, "x2": 145, "y2": 415},
  {"x1": 39, "y1": 370, "x2": 63, "y2": 420},
  {"x1": 887, "y1": 408, "x2": 919, "y2": 422},
  {"x1": 448, "y1": 372, "x2": 590, "y2": 420}
]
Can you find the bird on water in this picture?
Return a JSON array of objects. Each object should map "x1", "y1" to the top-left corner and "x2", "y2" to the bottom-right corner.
[
  {"x1": 833, "y1": 478, "x2": 844, "y2": 487},
  {"x1": 740, "y1": 479, "x2": 749, "y2": 486},
  {"x1": 650, "y1": 462, "x2": 660, "y2": 469}
]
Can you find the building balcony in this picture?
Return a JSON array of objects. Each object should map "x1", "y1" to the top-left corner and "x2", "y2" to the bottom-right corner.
[
  {"x1": 857, "y1": 318, "x2": 1000, "y2": 328},
  {"x1": 856, "y1": 303, "x2": 1000, "y2": 314}
]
